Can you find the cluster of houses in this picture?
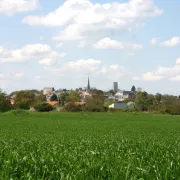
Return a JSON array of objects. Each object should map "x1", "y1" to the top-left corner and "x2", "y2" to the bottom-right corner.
[
  {"x1": 42, "y1": 86, "x2": 135, "y2": 110},
  {"x1": 9, "y1": 78, "x2": 137, "y2": 110}
]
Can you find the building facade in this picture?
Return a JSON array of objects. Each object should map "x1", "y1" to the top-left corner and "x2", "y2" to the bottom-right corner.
[{"x1": 113, "y1": 82, "x2": 118, "y2": 93}]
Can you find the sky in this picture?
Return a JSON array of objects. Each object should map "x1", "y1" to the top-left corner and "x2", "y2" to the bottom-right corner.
[{"x1": 0, "y1": 0, "x2": 180, "y2": 95}]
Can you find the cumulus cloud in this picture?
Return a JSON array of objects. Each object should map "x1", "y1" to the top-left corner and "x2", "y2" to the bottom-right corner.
[
  {"x1": 0, "y1": 44, "x2": 65, "y2": 64},
  {"x1": 15, "y1": 72, "x2": 24, "y2": 78},
  {"x1": 161, "y1": 37, "x2": 180, "y2": 47},
  {"x1": 23, "y1": 0, "x2": 162, "y2": 27},
  {"x1": 0, "y1": 0, "x2": 39, "y2": 15},
  {"x1": 142, "y1": 72, "x2": 163, "y2": 81},
  {"x1": 43, "y1": 58, "x2": 130, "y2": 82},
  {"x1": 93, "y1": 37, "x2": 143, "y2": 50},
  {"x1": 134, "y1": 57, "x2": 180, "y2": 81},
  {"x1": 150, "y1": 37, "x2": 159, "y2": 45},
  {"x1": 23, "y1": 0, "x2": 162, "y2": 41},
  {"x1": 0, "y1": 73, "x2": 4, "y2": 80}
]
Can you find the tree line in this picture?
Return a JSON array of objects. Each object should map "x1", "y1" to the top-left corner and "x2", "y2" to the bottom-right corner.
[{"x1": 1, "y1": 88, "x2": 180, "y2": 115}]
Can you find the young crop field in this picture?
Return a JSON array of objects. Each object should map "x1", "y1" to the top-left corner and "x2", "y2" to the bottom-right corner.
[{"x1": 0, "y1": 112, "x2": 180, "y2": 179}]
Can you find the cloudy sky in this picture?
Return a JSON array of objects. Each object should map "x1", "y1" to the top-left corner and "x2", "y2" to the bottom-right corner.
[{"x1": 0, "y1": 0, "x2": 180, "y2": 94}]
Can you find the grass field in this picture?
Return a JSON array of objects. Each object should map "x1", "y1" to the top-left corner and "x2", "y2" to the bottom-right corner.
[{"x1": 0, "y1": 112, "x2": 180, "y2": 179}]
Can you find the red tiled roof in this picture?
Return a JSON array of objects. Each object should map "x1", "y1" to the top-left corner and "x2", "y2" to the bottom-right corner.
[
  {"x1": 74, "y1": 102, "x2": 85, "y2": 105},
  {"x1": 47, "y1": 101, "x2": 59, "y2": 106}
]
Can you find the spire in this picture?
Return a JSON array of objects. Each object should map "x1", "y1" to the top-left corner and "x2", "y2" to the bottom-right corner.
[{"x1": 87, "y1": 76, "x2": 90, "y2": 91}]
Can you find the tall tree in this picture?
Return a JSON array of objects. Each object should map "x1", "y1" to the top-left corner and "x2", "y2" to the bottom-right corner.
[
  {"x1": 0, "y1": 89, "x2": 11, "y2": 112},
  {"x1": 14, "y1": 90, "x2": 35, "y2": 109},
  {"x1": 50, "y1": 94, "x2": 58, "y2": 101},
  {"x1": 60, "y1": 92, "x2": 69, "y2": 106},
  {"x1": 66, "y1": 90, "x2": 80, "y2": 102},
  {"x1": 131, "y1": 85, "x2": 136, "y2": 92}
]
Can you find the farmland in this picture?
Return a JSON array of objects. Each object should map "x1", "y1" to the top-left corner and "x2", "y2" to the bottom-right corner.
[{"x1": 0, "y1": 112, "x2": 180, "y2": 179}]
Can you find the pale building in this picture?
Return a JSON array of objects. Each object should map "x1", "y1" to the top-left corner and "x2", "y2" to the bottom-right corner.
[
  {"x1": 113, "y1": 82, "x2": 118, "y2": 93},
  {"x1": 43, "y1": 87, "x2": 54, "y2": 95}
]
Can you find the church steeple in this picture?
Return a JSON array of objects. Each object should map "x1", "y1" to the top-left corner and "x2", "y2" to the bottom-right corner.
[{"x1": 87, "y1": 77, "x2": 90, "y2": 91}]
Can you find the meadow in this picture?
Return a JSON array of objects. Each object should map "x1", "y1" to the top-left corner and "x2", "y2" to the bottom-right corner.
[{"x1": 0, "y1": 112, "x2": 180, "y2": 179}]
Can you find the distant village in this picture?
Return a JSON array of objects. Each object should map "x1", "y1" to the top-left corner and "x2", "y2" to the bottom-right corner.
[{"x1": 9, "y1": 77, "x2": 141, "y2": 110}]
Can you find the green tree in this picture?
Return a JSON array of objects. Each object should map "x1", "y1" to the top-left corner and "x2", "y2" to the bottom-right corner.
[
  {"x1": 34, "y1": 103, "x2": 54, "y2": 112},
  {"x1": 131, "y1": 85, "x2": 136, "y2": 92},
  {"x1": 85, "y1": 90, "x2": 105, "y2": 112},
  {"x1": 14, "y1": 90, "x2": 35, "y2": 109},
  {"x1": 66, "y1": 90, "x2": 80, "y2": 103},
  {"x1": 135, "y1": 91, "x2": 148, "y2": 111},
  {"x1": 50, "y1": 94, "x2": 58, "y2": 101},
  {"x1": 60, "y1": 92, "x2": 69, "y2": 106},
  {"x1": 0, "y1": 89, "x2": 12, "y2": 112}
]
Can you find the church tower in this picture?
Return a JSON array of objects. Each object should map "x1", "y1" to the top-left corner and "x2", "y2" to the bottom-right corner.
[{"x1": 87, "y1": 77, "x2": 90, "y2": 91}]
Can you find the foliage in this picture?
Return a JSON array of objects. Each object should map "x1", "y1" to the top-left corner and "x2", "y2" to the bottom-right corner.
[
  {"x1": 16, "y1": 101, "x2": 30, "y2": 110},
  {"x1": 0, "y1": 112, "x2": 180, "y2": 179},
  {"x1": 4, "y1": 109, "x2": 29, "y2": 115},
  {"x1": 34, "y1": 103, "x2": 54, "y2": 112},
  {"x1": 0, "y1": 89, "x2": 12, "y2": 112},
  {"x1": 50, "y1": 94, "x2": 58, "y2": 101},
  {"x1": 65, "y1": 102, "x2": 83, "y2": 112},
  {"x1": 104, "y1": 99, "x2": 114, "y2": 107},
  {"x1": 59, "y1": 92, "x2": 69, "y2": 106},
  {"x1": 14, "y1": 90, "x2": 35, "y2": 108},
  {"x1": 66, "y1": 90, "x2": 80, "y2": 103},
  {"x1": 85, "y1": 91, "x2": 104, "y2": 112},
  {"x1": 131, "y1": 85, "x2": 136, "y2": 92}
]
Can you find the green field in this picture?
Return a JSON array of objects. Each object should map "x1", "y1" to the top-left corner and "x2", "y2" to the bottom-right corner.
[{"x1": 0, "y1": 112, "x2": 180, "y2": 179}]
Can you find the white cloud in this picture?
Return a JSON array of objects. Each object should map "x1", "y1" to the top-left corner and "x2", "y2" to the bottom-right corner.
[
  {"x1": 176, "y1": 57, "x2": 180, "y2": 64},
  {"x1": 0, "y1": 46, "x2": 3, "y2": 54},
  {"x1": 161, "y1": 37, "x2": 180, "y2": 47},
  {"x1": 43, "y1": 58, "x2": 131, "y2": 84},
  {"x1": 93, "y1": 37, "x2": 143, "y2": 50},
  {"x1": 0, "y1": 0, "x2": 39, "y2": 15},
  {"x1": 143, "y1": 72, "x2": 163, "y2": 81},
  {"x1": 132, "y1": 76, "x2": 140, "y2": 81},
  {"x1": 93, "y1": 38, "x2": 123, "y2": 49},
  {"x1": 56, "y1": 43, "x2": 63, "y2": 48},
  {"x1": 150, "y1": 37, "x2": 159, "y2": 45},
  {"x1": 66, "y1": 59, "x2": 101, "y2": 72},
  {"x1": 52, "y1": 24, "x2": 87, "y2": 41},
  {"x1": 15, "y1": 72, "x2": 24, "y2": 78},
  {"x1": 135, "y1": 57, "x2": 180, "y2": 81},
  {"x1": 0, "y1": 73, "x2": 4, "y2": 80},
  {"x1": 23, "y1": 0, "x2": 162, "y2": 41},
  {"x1": 39, "y1": 58, "x2": 56, "y2": 66},
  {"x1": 169, "y1": 76, "x2": 180, "y2": 81},
  {"x1": 23, "y1": 0, "x2": 162, "y2": 27},
  {"x1": 78, "y1": 41, "x2": 89, "y2": 48},
  {"x1": 34, "y1": 76, "x2": 41, "y2": 80},
  {"x1": 0, "y1": 44, "x2": 65, "y2": 64}
]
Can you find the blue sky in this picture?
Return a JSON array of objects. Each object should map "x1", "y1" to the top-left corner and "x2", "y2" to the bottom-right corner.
[{"x1": 0, "y1": 0, "x2": 180, "y2": 95}]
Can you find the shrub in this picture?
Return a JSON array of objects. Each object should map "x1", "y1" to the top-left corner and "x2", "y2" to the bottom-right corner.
[
  {"x1": 16, "y1": 102, "x2": 30, "y2": 110},
  {"x1": 65, "y1": 102, "x2": 82, "y2": 112},
  {"x1": 34, "y1": 103, "x2": 54, "y2": 112},
  {"x1": 4, "y1": 109, "x2": 29, "y2": 115},
  {"x1": 0, "y1": 101, "x2": 12, "y2": 112}
]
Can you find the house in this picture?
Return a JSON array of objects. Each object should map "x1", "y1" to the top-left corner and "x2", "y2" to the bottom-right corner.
[
  {"x1": 43, "y1": 87, "x2": 54, "y2": 95},
  {"x1": 109, "y1": 102, "x2": 135, "y2": 109},
  {"x1": 47, "y1": 101, "x2": 59, "y2": 107},
  {"x1": 115, "y1": 90, "x2": 135, "y2": 102}
]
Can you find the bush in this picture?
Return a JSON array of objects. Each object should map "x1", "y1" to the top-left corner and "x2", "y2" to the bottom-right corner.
[
  {"x1": 34, "y1": 103, "x2": 54, "y2": 112},
  {"x1": 65, "y1": 102, "x2": 82, "y2": 112},
  {"x1": 0, "y1": 101, "x2": 12, "y2": 112},
  {"x1": 4, "y1": 109, "x2": 29, "y2": 115},
  {"x1": 16, "y1": 102, "x2": 30, "y2": 110}
]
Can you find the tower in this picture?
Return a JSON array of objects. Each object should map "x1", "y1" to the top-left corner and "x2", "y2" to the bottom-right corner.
[
  {"x1": 87, "y1": 77, "x2": 90, "y2": 91},
  {"x1": 113, "y1": 82, "x2": 118, "y2": 93}
]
